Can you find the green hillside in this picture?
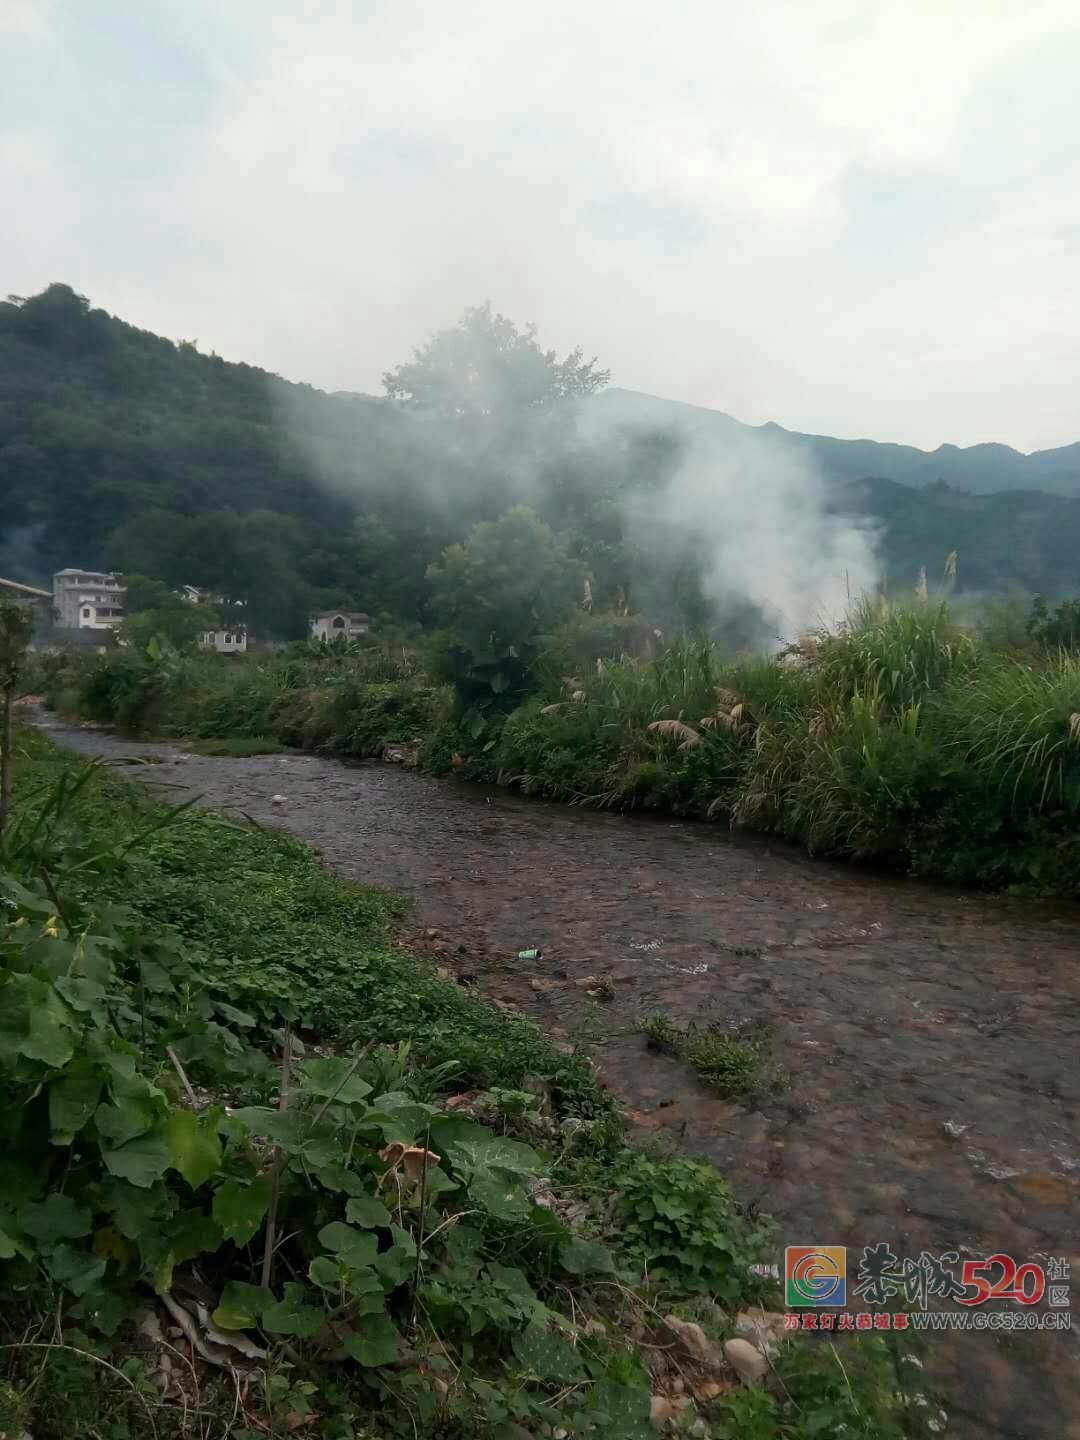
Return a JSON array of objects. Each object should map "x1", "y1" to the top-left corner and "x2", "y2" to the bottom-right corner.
[
  {"x1": 597, "y1": 387, "x2": 1080, "y2": 495},
  {"x1": 1, "y1": 283, "x2": 1077, "y2": 636}
]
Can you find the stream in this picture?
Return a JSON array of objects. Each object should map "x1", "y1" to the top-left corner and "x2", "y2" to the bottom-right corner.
[{"x1": 38, "y1": 715, "x2": 1080, "y2": 1440}]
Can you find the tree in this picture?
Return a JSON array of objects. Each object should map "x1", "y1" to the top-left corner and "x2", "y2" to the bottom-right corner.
[
  {"x1": 383, "y1": 303, "x2": 610, "y2": 419},
  {"x1": 427, "y1": 507, "x2": 583, "y2": 702},
  {"x1": 0, "y1": 598, "x2": 34, "y2": 842},
  {"x1": 119, "y1": 574, "x2": 220, "y2": 653}
]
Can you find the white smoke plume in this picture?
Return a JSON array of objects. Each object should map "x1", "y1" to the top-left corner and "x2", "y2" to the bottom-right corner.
[{"x1": 626, "y1": 426, "x2": 879, "y2": 641}]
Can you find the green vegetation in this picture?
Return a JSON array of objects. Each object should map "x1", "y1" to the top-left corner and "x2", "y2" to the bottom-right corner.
[
  {"x1": 0, "y1": 729, "x2": 934, "y2": 1439},
  {"x1": 44, "y1": 589, "x2": 1080, "y2": 895},
  {"x1": 642, "y1": 1015, "x2": 777, "y2": 1098}
]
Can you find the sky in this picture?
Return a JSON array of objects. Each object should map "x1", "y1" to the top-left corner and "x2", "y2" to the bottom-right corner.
[{"x1": 3, "y1": 0, "x2": 1080, "y2": 453}]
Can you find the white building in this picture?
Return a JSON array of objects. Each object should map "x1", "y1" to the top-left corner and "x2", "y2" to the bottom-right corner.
[
  {"x1": 53, "y1": 569, "x2": 126, "y2": 630},
  {"x1": 200, "y1": 629, "x2": 248, "y2": 655},
  {"x1": 311, "y1": 611, "x2": 371, "y2": 642}
]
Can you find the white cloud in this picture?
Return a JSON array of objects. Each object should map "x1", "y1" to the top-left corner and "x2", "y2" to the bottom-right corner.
[{"x1": 3, "y1": 0, "x2": 1080, "y2": 449}]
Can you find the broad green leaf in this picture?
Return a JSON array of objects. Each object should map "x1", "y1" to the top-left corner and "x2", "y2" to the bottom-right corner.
[
  {"x1": 46, "y1": 1243, "x2": 107, "y2": 1297},
  {"x1": 227, "y1": 1107, "x2": 308, "y2": 1151},
  {"x1": 308, "y1": 1255, "x2": 344, "y2": 1290},
  {"x1": 166, "y1": 1209, "x2": 222, "y2": 1264},
  {"x1": 346, "y1": 1195, "x2": 391, "y2": 1228},
  {"x1": 0, "y1": 976, "x2": 76, "y2": 1068},
  {"x1": 348, "y1": 1269, "x2": 387, "y2": 1314},
  {"x1": 54, "y1": 976, "x2": 108, "y2": 1017},
  {"x1": 213, "y1": 1280, "x2": 273, "y2": 1331},
  {"x1": 315, "y1": 1164, "x2": 367, "y2": 1197},
  {"x1": 454, "y1": 1137, "x2": 544, "y2": 1177},
  {"x1": 139, "y1": 960, "x2": 174, "y2": 993},
  {"x1": 587, "y1": 1379, "x2": 654, "y2": 1439},
  {"x1": 212, "y1": 1001, "x2": 255, "y2": 1027},
  {"x1": 317, "y1": 1223, "x2": 378, "y2": 1270},
  {"x1": 102, "y1": 1128, "x2": 172, "y2": 1188},
  {"x1": 487, "y1": 1262, "x2": 539, "y2": 1300},
  {"x1": 301, "y1": 1137, "x2": 345, "y2": 1168},
  {"x1": 48, "y1": 1058, "x2": 104, "y2": 1143},
  {"x1": 343, "y1": 1314, "x2": 400, "y2": 1367},
  {"x1": 19, "y1": 1193, "x2": 92, "y2": 1244},
  {"x1": 261, "y1": 1282, "x2": 325, "y2": 1338},
  {"x1": 468, "y1": 1171, "x2": 530, "y2": 1220},
  {"x1": 374, "y1": 1244, "x2": 413, "y2": 1289},
  {"x1": 316, "y1": 1221, "x2": 364, "y2": 1252},
  {"x1": 166, "y1": 1109, "x2": 223, "y2": 1189},
  {"x1": 361, "y1": 1093, "x2": 436, "y2": 1145},
  {"x1": 212, "y1": 1175, "x2": 272, "y2": 1246},
  {"x1": 0, "y1": 1226, "x2": 17, "y2": 1260},
  {"x1": 71, "y1": 1288, "x2": 130, "y2": 1338},
  {"x1": 297, "y1": 1057, "x2": 373, "y2": 1107},
  {"x1": 513, "y1": 1322, "x2": 584, "y2": 1381},
  {"x1": 558, "y1": 1237, "x2": 616, "y2": 1276},
  {"x1": 95, "y1": 1097, "x2": 157, "y2": 1148},
  {"x1": 429, "y1": 1116, "x2": 490, "y2": 1152},
  {"x1": 102, "y1": 1178, "x2": 175, "y2": 1240}
]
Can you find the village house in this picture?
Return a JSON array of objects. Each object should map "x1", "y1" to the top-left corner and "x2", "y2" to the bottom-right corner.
[
  {"x1": 52, "y1": 569, "x2": 126, "y2": 630},
  {"x1": 310, "y1": 610, "x2": 371, "y2": 641},
  {"x1": 200, "y1": 629, "x2": 248, "y2": 655},
  {"x1": 179, "y1": 584, "x2": 250, "y2": 654}
]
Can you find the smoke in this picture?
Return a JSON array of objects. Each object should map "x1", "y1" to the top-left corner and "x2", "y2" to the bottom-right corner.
[
  {"x1": 617, "y1": 423, "x2": 880, "y2": 643},
  {"x1": 272, "y1": 317, "x2": 880, "y2": 646}
]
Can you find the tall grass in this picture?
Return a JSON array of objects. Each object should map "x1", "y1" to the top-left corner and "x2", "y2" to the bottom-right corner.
[
  {"x1": 929, "y1": 652, "x2": 1080, "y2": 810},
  {"x1": 814, "y1": 596, "x2": 976, "y2": 711}
]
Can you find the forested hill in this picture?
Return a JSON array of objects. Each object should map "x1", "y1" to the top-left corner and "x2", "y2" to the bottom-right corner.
[
  {"x1": 596, "y1": 388, "x2": 1080, "y2": 496},
  {"x1": 2, "y1": 283, "x2": 1079, "y2": 638}
]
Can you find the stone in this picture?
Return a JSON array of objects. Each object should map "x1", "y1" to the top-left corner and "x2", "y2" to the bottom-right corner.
[
  {"x1": 693, "y1": 1380, "x2": 726, "y2": 1402},
  {"x1": 661, "y1": 1315, "x2": 723, "y2": 1371},
  {"x1": 733, "y1": 1309, "x2": 787, "y2": 1356},
  {"x1": 724, "y1": 1337, "x2": 768, "y2": 1387},
  {"x1": 650, "y1": 1395, "x2": 675, "y2": 1427}
]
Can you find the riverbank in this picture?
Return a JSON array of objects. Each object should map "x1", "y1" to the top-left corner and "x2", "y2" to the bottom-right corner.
[
  {"x1": 45, "y1": 600, "x2": 1080, "y2": 896},
  {"x1": 32, "y1": 711, "x2": 1080, "y2": 1439},
  {"x1": 2, "y1": 723, "x2": 937, "y2": 1440}
]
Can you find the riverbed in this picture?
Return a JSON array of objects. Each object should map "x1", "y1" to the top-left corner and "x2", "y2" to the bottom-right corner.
[{"x1": 38, "y1": 716, "x2": 1080, "y2": 1439}]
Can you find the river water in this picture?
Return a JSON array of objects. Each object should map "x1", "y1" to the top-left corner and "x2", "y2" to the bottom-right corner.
[{"x1": 39, "y1": 716, "x2": 1080, "y2": 1439}]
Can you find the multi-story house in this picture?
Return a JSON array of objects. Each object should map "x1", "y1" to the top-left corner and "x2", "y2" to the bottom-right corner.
[{"x1": 52, "y1": 570, "x2": 126, "y2": 630}]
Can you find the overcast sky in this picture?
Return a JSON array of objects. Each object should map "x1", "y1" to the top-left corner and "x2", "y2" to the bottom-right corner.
[{"x1": 4, "y1": 0, "x2": 1079, "y2": 452}]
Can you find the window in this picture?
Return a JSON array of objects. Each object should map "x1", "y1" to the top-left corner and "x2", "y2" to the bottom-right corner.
[
  {"x1": 332, "y1": 616, "x2": 346, "y2": 629},
  {"x1": 225, "y1": 634, "x2": 233, "y2": 644}
]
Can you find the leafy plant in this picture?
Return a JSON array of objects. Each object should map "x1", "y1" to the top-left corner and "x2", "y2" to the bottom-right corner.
[{"x1": 600, "y1": 1150, "x2": 769, "y2": 1301}]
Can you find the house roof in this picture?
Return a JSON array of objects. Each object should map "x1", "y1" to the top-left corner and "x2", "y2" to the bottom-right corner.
[
  {"x1": 313, "y1": 611, "x2": 370, "y2": 622},
  {"x1": 54, "y1": 568, "x2": 121, "y2": 577},
  {"x1": 0, "y1": 575, "x2": 52, "y2": 599}
]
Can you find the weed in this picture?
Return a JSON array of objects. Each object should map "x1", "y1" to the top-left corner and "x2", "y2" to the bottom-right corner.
[
  {"x1": 685, "y1": 1021, "x2": 775, "y2": 1095},
  {"x1": 187, "y1": 734, "x2": 287, "y2": 756},
  {"x1": 640, "y1": 1012, "x2": 776, "y2": 1097}
]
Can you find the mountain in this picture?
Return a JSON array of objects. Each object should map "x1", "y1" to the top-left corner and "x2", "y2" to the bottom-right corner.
[
  {"x1": 595, "y1": 388, "x2": 1080, "y2": 497},
  {"x1": 2, "y1": 283, "x2": 1079, "y2": 634}
]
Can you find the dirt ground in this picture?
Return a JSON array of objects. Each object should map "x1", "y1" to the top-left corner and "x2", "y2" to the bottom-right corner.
[{"x1": 40, "y1": 716, "x2": 1080, "y2": 1439}]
